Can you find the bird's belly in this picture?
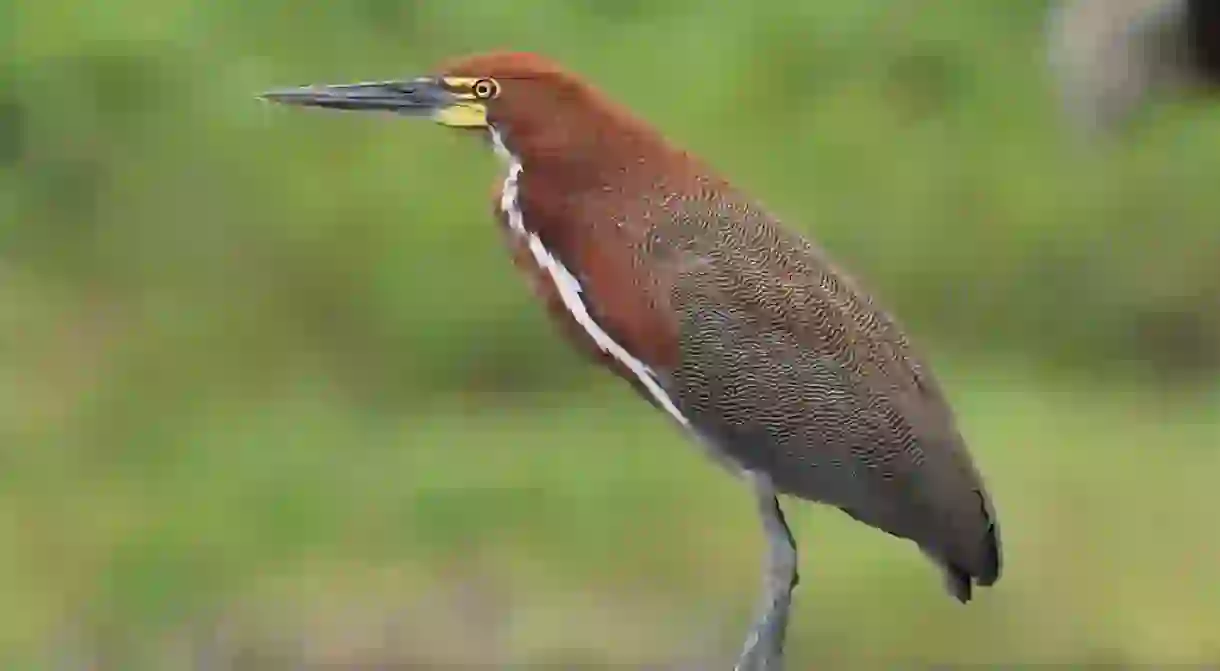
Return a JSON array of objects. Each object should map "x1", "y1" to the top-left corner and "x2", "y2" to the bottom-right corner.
[
  {"x1": 679, "y1": 405, "x2": 882, "y2": 509},
  {"x1": 668, "y1": 301, "x2": 930, "y2": 524},
  {"x1": 674, "y1": 379, "x2": 944, "y2": 554}
]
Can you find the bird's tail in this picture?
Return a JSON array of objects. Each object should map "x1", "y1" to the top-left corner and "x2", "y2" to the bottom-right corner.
[{"x1": 941, "y1": 493, "x2": 1002, "y2": 603}]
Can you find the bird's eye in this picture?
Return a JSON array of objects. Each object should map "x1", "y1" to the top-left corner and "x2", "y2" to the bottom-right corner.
[{"x1": 472, "y1": 78, "x2": 500, "y2": 100}]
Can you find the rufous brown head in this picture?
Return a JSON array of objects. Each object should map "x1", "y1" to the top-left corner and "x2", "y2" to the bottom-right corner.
[{"x1": 260, "y1": 51, "x2": 670, "y2": 170}]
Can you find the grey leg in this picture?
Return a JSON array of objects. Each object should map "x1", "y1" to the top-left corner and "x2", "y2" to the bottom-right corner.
[{"x1": 733, "y1": 471, "x2": 799, "y2": 671}]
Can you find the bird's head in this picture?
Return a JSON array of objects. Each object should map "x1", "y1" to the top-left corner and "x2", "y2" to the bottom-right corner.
[{"x1": 262, "y1": 51, "x2": 664, "y2": 170}]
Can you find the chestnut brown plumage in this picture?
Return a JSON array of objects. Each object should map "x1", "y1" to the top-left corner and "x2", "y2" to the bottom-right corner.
[{"x1": 262, "y1": 51, "x2": 1002, "y2": 670}]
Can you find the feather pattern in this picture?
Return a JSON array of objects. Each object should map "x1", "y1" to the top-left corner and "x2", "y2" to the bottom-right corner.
[{"x1": 645, "y1": 196, "x2": 1002, "y2": 598}]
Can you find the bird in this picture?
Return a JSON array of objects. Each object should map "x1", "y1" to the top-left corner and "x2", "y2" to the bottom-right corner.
[
  {"x1": 261, "y1": 52, "x2": 1002, "y2": 670},
  {"x1": 1048, "y1": 0, "x2": 1220, "y2": 136}
]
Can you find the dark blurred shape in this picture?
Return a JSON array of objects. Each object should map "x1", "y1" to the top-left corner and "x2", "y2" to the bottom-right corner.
[
  {"x1": 0, "y1": 91, "x2": 23, "y2": 167},
  {"x1": 882, "y1": 43, "x2": 965, "y2": 122},
  {"x1": 1049, "y1": 0, "x2": 1220, "y2": 135},
  {"x1": 1186, "y1": 0, "x2": 1220, "y2": 86}
]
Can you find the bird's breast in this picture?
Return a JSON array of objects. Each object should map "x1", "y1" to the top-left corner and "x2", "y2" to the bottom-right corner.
[{"x1": 487, "y1": 139, "x2": 688, "y2": 427}]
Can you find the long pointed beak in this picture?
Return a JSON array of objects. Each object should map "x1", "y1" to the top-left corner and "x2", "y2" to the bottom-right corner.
[{"x1": 259, "y1": 78, "x2": 456, "y2": 115}]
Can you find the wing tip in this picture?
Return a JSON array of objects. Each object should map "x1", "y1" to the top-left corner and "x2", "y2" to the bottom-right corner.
[{"x1": 944, "y1": 506, "x2": 1003, "y2": 604}]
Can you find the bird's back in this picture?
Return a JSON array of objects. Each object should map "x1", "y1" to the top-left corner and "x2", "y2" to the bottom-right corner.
[{"x1": 648, "y1": 196, "x2": 1002, "y2": 600}]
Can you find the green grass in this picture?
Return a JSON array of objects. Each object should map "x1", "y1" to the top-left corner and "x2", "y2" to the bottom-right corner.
[{"x1": 2, "y1": 361, "x2": 1216, "y2": 668}]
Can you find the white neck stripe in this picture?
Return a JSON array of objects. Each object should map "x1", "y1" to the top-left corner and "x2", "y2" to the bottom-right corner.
[{"x1": 488, "y1": 127, "x2": 689, "y2": 429}]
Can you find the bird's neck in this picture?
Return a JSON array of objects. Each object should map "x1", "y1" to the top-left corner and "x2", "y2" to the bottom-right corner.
[
  {"x1": 489, "y1": 111, "x2": 717, "y2": 187},
  {"x1": 488, "y1": 124, "x2": 725, "y2": 254}
]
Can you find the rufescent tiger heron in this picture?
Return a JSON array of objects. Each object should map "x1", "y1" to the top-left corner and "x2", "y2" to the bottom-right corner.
[{"x1": 261, "y1": 52, "x2": 1002, "y2": 670}]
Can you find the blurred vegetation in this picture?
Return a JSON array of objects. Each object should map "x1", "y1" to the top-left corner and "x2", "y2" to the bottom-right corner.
[{"x1": 3, "y1": 0, "x2": 1219, "y2": 668}]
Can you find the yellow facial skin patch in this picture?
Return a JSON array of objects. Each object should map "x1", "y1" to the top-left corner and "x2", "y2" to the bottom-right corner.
[{"x1": 433, "y1": 77, "x2": 500, "y2": 127}]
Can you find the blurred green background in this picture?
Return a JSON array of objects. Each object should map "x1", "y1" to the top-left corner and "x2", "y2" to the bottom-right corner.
[{"x1": 4, "y1": 0, "x2": 1219, "y2": 667}]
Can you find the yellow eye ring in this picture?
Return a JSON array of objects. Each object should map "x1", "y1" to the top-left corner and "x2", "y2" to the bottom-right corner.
[{"x1": 472, "y1": 78, "x2": 499, "y2": 100}]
